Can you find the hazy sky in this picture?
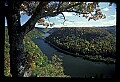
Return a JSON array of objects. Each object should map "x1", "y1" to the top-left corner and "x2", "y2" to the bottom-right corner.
[{"x1": 5, "y1": 2, "x2": 116, "y2": 28}]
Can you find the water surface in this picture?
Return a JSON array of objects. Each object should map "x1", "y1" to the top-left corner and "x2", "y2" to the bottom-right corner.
[{"x1": 33, "y1": 37, "x2": 115, "y2": 78}]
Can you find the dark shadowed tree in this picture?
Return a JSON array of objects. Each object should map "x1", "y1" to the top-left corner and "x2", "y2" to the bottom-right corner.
[
  {"x1": 5, "y1": 1, "x2": 114, "y2": 77},
  {"x1": 0, "y1": 0, "x2": 5, "y2": 77}
]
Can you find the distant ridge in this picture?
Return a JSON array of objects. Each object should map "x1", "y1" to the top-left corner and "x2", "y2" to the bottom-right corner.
[
  {"x1": 5, "y1": 25, "x2": 116, "y2": 28},
  {"x1": 92, "y1": 25, "x2": 116, "y2": 28}
]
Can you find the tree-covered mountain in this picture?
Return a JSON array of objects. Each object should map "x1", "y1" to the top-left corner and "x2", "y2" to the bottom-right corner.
[
  {"x1": 4, "y1": 28, "x2": 69, "y2": 77},
  {"x1": 45, "y1": 27, "x2": 116, "y2": 63}
]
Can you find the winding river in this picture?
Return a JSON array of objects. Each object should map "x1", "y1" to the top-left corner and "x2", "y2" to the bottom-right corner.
[{"x1": 33, "y1": 32, "x2": 115, "y2": 78}]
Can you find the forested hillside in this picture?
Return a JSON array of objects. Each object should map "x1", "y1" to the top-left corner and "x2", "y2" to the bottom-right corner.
[
  {"x1": 4, "y1": 28, "x2": 69, "y2": 77},
  {"x1": 45, "y1": 27, "x2": 116, "y2": 64}
]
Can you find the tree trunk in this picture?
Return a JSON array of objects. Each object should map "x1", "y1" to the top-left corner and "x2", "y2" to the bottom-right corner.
[
  {"x1": 6, "y1": 3, "x2": 26, "y2": 77},
  {"x1": 9, "y1": 33, "x2": 26, "y2": 77}
]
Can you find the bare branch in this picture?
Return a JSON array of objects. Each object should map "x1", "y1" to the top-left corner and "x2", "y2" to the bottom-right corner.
[
  {"x1": 59, "y1": 12, "x2": 75, "y2": 26},
  {"x1": 42, "y1": 2, "x2": 86, "y2": 18},
  {"x1": 22, "y1": 1, "x2": 102, "y2": 34},
  {"x1": 60, "y1": 12, "x2": 67, "y2": 25},
  {"x1": 35, "y1": 2, "x2": 81, "y2": 24}
]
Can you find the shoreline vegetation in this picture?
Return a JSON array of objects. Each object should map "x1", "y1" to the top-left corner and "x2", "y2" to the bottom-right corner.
[
  {"x1": 4, "y1": 28, "x2": 70, "y2": 77},
  {"x1": 44, "y1": 27, "x2": 116, "y2": 64},
  {"x1": 4, "y1": 26, "x2": 115, "y2": 77},
  {"x1": 44, "y1": 39, "x2": 115, "y2": 64}
]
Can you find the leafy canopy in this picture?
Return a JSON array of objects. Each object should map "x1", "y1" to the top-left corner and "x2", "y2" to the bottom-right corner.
[{"x1": 20, "y1": 1, "x2": 113, "y2": 27}]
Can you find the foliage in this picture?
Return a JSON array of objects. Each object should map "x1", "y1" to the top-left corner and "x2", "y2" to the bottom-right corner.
[
  {"x1": 25, "y1": 28, "x2": 44, "y2": 39},
  {"x1": 4, "y1": 28, "x2": 11, "y2": 76},
  {"x1": 19, "y1": 1, "x2": 113, "y2": 29},
  {"x1": 4, "y1": 1, "x2": 115, "y2": 77},
  {"x1": 4, "y1": 28, "x2": 69, "y2": 77},
  {"x1": 32, "y1": 54, "x2": 69, "y2": 77},
  {"x1": 45, "y1": 27, "x2": 116, "y2": 63}
]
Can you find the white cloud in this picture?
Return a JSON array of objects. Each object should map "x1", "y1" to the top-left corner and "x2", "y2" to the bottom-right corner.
[
  {"x1": 65, "y1": 21, "x2": 73, "y2": 24},
  {"x1": 100, "y1": 19, "x2": 116, "y2": 26},
  {"x1": 60, "y1": 21, "x2": 93, "y2": 27},
  {"x1": 107, "y1": 16, "x2": 111, "y2": 18},
  {"x1": 78, "y1": 21, "x2": 86, "y2": 24},
  {"x1": 55, "y1": 16, "x2": 60, "y2": 19},
  {"x1": 87, "y1": 2, "x2": 93, "y2": 3},
  {"x1": 103, "y1": 7, "x2": 109, "y2": 11},
  {"x1": 35, "y1": 24, "x2": 45, "y2": 28},
  {"x1": 111, "y1": 15, "x2": 116, "y2": 18},
  {"x1": 54, "y1": 24, "x2": 64, "y2": 27},
  {"x1": 107, "y1": 15, "x2": 116, "y2": 20},
  {"x1": 75, "y1": 23, "x2": 93, "y2": 27},
  {"x1": 54, "y1": 20, "x2": 94, "y2": 27},
  {"x1": 62, "y1": 12, "x2": 73, "y2": 16}
]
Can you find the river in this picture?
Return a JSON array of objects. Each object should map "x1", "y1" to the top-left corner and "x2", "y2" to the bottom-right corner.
[{"x1": 33, "y1": 32, "x2": 115, "y2": 78}]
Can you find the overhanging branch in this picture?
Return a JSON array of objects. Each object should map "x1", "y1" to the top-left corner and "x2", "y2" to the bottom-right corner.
[
  {"x1": 21, "y1": 1, "x2": 44, "y2": 34},
  {"x1": 60, "y1": 12, "x2": 67, "y2": 25},
  {"x1": 21, "y1": 2, "x2": 86, "y2": 34}
]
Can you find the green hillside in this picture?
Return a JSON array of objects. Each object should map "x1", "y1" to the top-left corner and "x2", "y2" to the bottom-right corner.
[
  {"x1": 4, "y1": 28, "x2": 69, "y2": 77},
  {"x1": 45, "y1": 27, "x2": 116, "y2": 64}
]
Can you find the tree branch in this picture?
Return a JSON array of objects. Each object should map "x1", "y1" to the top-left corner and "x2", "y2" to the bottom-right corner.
[
  {"x1": 60, "y1": 12, "x2": 67, "y2": 25},
  {"x1": 21, "y1": 1, "x2": 44, "y2": 34},
  {"x1": 43, "y1": 2, "x2": 85, "y2": 18},
  {"x1": 21, "y1": 2, "x2": 85, "y2": 35}
]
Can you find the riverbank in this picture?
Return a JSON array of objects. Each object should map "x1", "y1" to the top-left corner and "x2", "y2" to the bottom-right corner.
[
  {"x1": 44, "y1": 39, "x2": 115, "y2": 64},
  {"x1": 4, "y1": 28, "x2": 69, "y2": 77}
]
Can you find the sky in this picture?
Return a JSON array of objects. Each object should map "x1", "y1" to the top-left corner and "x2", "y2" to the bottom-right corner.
[{"x1": 5, "y1": 2, "x2": 116, "y2": 28}]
